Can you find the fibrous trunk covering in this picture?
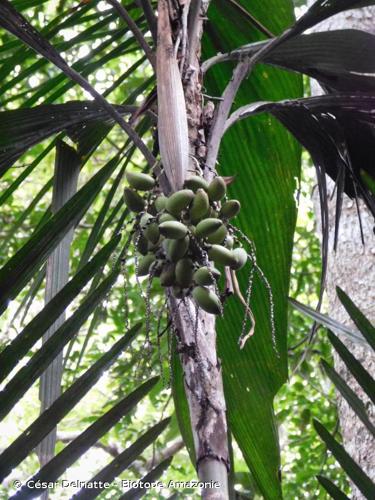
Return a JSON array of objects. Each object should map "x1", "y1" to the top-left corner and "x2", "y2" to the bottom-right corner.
[{"x1": 156, "y1": 0, "x2": 229, "y2": 497}]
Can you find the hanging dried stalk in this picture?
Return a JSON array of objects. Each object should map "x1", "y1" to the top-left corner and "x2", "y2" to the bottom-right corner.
[{"x1": 156, "y1": 0, "x2": 189, "y2": 191}]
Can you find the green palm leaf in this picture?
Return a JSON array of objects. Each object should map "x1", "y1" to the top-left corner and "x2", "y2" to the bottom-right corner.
[
  {"x1": 0, "y1": 236, "x2": 120, "y2": 382},
  {"x1": 0, "y1": 323, "x2": 142, "y2": 482},
  {"x1": 73, "y1": 419, "x2": 171, "y2": 500},
  {"x1": 186, "y1": 1, "x2": 302, "y2": 497},
  {"x1": 0, "y1": 148, "x2": 120, "y2": 312},
  {"x1": 337, "y1": 287, "x2": 375, "y2": 352},
  {"x1": 11, "y1": 378, "x2": 160, "y2": 499},
  {"x1": 119, "y1": 457, "x2": 173, "y2": 500},
  {"x1": 328, "y1": 331, "x2": 375, "y2": 405},
  {"x1": 0, "y1": 269, "x2": 119, "y2": 421},
  {"x1": 314, "y1": 420, "x2": 375, "y2": 499},
  {"x1": 316, "y1": 475, "x2": 350, "y2": 500},
  {"x1": 320, "y1": 360, "x2": 375, "y2": 437}
]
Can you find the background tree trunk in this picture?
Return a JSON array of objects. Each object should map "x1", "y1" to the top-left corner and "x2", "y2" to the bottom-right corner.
[{"x1": 308, "y1": 5, "x2": 375, "y2": 497}]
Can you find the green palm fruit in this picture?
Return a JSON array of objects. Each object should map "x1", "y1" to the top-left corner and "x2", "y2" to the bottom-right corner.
[
  {"x1": 159, "y1": 221, "x2": 188, "y2": 239},
  {"x1": 224, "y1": 235, "x2": 234, "y2": 249},
  {"x1": 147, "y1": 239, "x2": 160, "y2": 252},
  {"x1": 192, "y1": 286, "x2": 222, "y2": 315},
  {"x1": 165, "y1": 236, "x2": 189, "y2": 262},
  {"x1": 206, "y1": 225, "x2": 227, "y2": 244},
  {"x1": 172, "y1": 286, "x2": 185, "y2": 299},
  {"x1": 193, "y1": 266, "x2": 221, "y2": 286},
  {"x1": 190, "y1": 189, "x2": 210, "y2": 224},
  {"x1": 137, "y1": 253, "x2": 155, "y2": 276},
  {"x1": 231, "y1": 247, "x2": 248, "y2": 270},
  {"x1": 134, "y1": 233, "x2": 148, "y2": 256},
  {"x1": 124, "y1": 188, "x2": 145, "y2": 213},
  {"x1": 140, "y1": 214, "x2": 159, "y2": 244},
  {"x1": 160, "y1": 263, "x2": 176, "y2": 287},
  {"x1": 155, "y1": 195, "x2": 167, "y2": 212},
  {"x1": 208, "y1": 244, "x2": 237, "y2": 267},
  {"x1": 184, "y1": 176, "x2": 209, "y2": 192},
  {"x1": 166, "y1": 189, "x2": 194, "y2": 217},
  {"x1": 126, "y1": 170, "x2": 155, "y2": 191},
  {"x1": 195, "y1": 218, "x2": 223, "y2": 239},
  {"x1": 161, "y1": 239, "x2": 169, "y2": 253},
  {"x1": 159, "y1": 213, "x2": 176, "y2": 223},
  {"x1": 144, "y1": 223, "x2": 160, "y2": 244},
  {"x1": 207, "y1": 176, "x2": 226, "y2": 202},
  {"x1": 220, "y1": 199, "x2": 241, "y2": 219},
  {"x1": 140, "y1": 213, "x2": 153, "y2": 229},
  {"x1": 152, "y1": 259, "x2": 163, "y2": 277},
  {"x1": 175, "y1": 258, "x2": 194, "y2": 288}
]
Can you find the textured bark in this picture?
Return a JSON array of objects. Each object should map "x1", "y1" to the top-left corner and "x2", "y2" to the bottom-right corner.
[
  {"x1": 156, "y1": 1, "x2": 229, "y2": 497},
  {"x1": 170, "y1": 297, "x2": 229, "y2": 498},
  {"x1": 308, "y1": 5, "x2": 375, "y2": 497}
]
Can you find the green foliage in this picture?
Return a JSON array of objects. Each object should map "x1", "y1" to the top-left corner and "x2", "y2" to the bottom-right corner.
[
  {"x1": 201, "y1": 2, "x2": 302, "y2": 496},
  {"x1": 0, "y1": 0, "x2": 374, "y2": 498},
  {"x1": 0, "y1": 2, "x2": 174, "y2": 496},
  {"x1": 313, "y1": 293, "x2": 375, "y2": 499}
]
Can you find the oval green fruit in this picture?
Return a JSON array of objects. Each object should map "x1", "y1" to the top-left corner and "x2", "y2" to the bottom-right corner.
[
  {"x1": 207, "y1": 225, "x2": 227, "y2": 244},
  {"x1": 192, "y1": 286, "x2": 222, "y2": 315},
  {"x1": 193, "y1": 266, "x2": 221, "y2": 286},
  {"x1": 207, "y1": 176, "x2": 226, "y2": 202},
  {"x1": 220, "y1": 199, "x2": 241, "y2": 219},
  {"x1": 195, "y1": 218, "x2": 223, "y2": 239},
  {"x1": 159, "y1": 213, "x2": 176, "y2": 223},
  {"x1": 126, "y1": 170, "x2": 155, "y2": 191},
  {"x1": 160, "y1": 263, "x2": 176, "y2": 287},
  {"x1": 166, "y1": 189, "x2": 194, "y2": 217},
  {"x1": 165, "y1": 236, "x2": 189, "y2": 262},
  {"x1": 137, "y1": 253, "x2": 155, "y2": 276},
  {"x1": 231, "y1": 247, "x2": 248, "y2": 270},
  {"x1": 140, "y1": 213, "x2": 153, "y2": 229},
  {"x1": 190, "y1": 189, "x2": 210, "y2": 224},
  {"x1": 147, "y1": 239, "x2": 160, "y2": 252},
  {"x1": 175, "y1": 258, "x2": 194, "y2": 288},
  {"x1": 134, "y1": 233, "x2": 148, "y2": 256},
  {"x1": 224, "y1": 235, "x2": 234, "y2": 249},
  {"x1": 208, "y1": 244, "x2": 237, "y2": 267},
  {"x1": 123, "y1": 188, "x2": 145, "y2": 213},
  {"x1": 184, "y1": 176, "x2": 209, "y2": 192},
  {"x1": 152, "y1": 259, "x2": 163, "y2": 277},
  {"x1": 154, "y1": 195, "x2": 167, "y2": 212},
  {"x1": 144, "y1": 222, "x2": 160, "y2": 244},
  {"x1": 159, "y1": 221, "x2": 188, "y2": 239}
]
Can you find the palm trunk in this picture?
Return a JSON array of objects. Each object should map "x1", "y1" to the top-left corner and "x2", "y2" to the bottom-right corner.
[
  {"x1": 169, "y1": 297, "x2": 229, "y2": 498},
  {"x1": 156, "y1": 1, "x2": 229, "y2": 497}
]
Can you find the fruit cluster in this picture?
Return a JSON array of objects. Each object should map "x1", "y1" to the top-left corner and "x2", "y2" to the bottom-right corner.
[{"x1": 123, "y1": 170, "x2": 248, "y2": 315}]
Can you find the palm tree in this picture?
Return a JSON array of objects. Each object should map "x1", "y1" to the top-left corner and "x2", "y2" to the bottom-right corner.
[{"x1": 0, "y1": 0, "x2": 374, "y2": 498}]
